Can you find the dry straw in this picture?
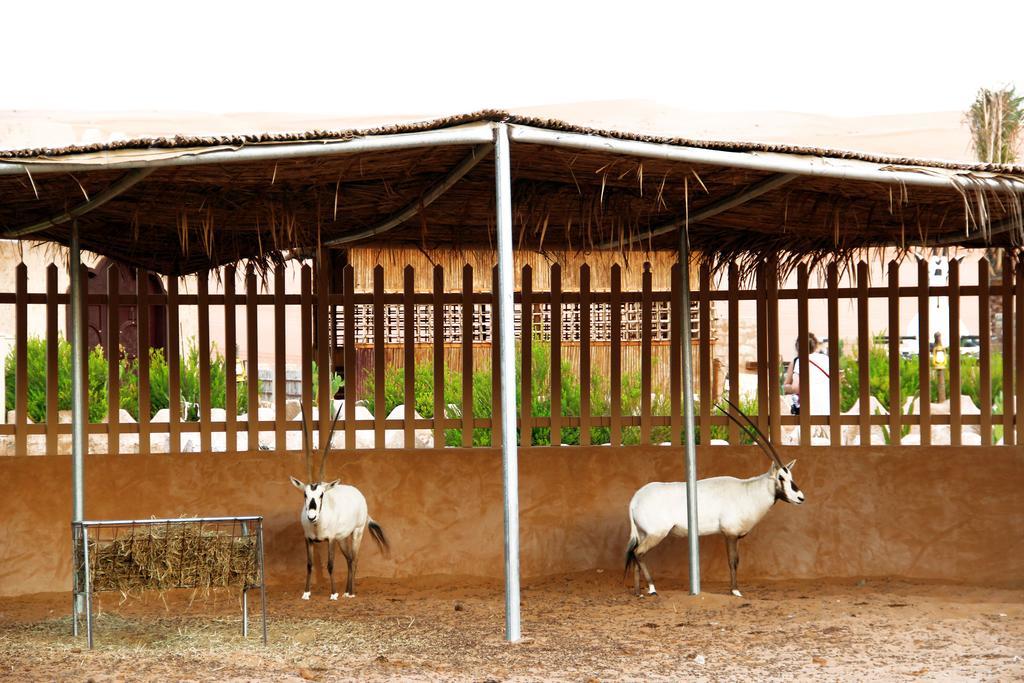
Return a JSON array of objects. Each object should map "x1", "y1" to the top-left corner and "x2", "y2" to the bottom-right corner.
[{"x1": 86, "y1": 522, "x2": 259, "y2": 596}]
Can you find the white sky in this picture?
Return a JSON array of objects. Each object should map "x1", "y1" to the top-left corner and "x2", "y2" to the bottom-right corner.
[{"x1": 3, "y1": 0, "x2": 1023, "y2": 117}]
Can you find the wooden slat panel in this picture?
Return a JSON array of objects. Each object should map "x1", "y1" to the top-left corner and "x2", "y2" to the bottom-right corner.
[
  {"x1": 373, "y1": 264, "x2": 386, "y2": 449},
  {"x1": 197, "y1": 271, "x2": 212, "y2": 453},
  {"x1": 580, "y1": 264, "x2": 592, "y2": 446},
  {"x1": 641, "y1": 262, "x2": 653, "y2": 445},
  {"x1": 1002, "y1": 253, "x2": 1014, "y2": 445},
  {"x1": 698, "y1": 262, "x2": 710, "y2": 446},
  {"x1": 979, "y1": 259, "x2": 992, "y2": 445},
  {"x1": 223, "y1": 266, "x2": 237, "y2": 453},
  {"x1": 796, "y1": 263, "x2": 810, "y2": 447},
  {"x1": 550, "y1": 263, "x2": 563, "y2": 446},
  {"x1": 755, "y1": 262, "x2": 769, "y2": 435},
  {"x1": 491, "y1": 266, "x2": 502, "y2": 447},
  {"x1": 461, "y1": 264, "x2": 473, "y2": 447},
  {"x1": 826, "y1": 263, "x2": 840, "y2": 445},
  {"x1": 274, "y1": 264, "x2": 287, "y2": 451},
  {"x1": 317, "y1": 250, "x2": 332, "y2": 447},
  {"x1": 888, "y1": 261, "x2": 901, "y2": 446},
  {"x1": 300, "y1": 264, "x2": 314, "y2": 451},
  {"x1": 609, "y1": 264, "x2": 622, "y2": 447},
  {"x1": 917, "y1": 258, "x2": 931, "y2": 447},
  {"x1": 343, "y1": 264, "x2": 356, "y2": 449},
  {"x1": 404, "y1": 265, "x2": 416, "y2": 448},
  {"x1": 727, "y1": 263, "x2": 739, "y2": 444},
  {"x1": 167, "y1": 277, "x2": 181, "y2": 453},
  {"x1": 14, "y1": 263, "x2": 27, "y2": 456},
  {"x1": 245, "y1": 266, "x2": 259, "y2": 451},
  {"x1": 857, "y1": 261, "x2": 870, "y2": 446},
  {"x1": 767, "y1": 257, "x2": 781, "y2": 445},
  {"x1": 521, "y1": 264, "x2": 533, "y2": 447},
  {"x1": 432, "y1": 265, "x2": 445, "y2": 449},
  {"x1": 106, "y1": 266, "x2": 121, "y2": 455},
  {"x1": 45, "y1": 264, "x2": 58, "y2": 455},
  {"x1": 949, "y1": 258, "x2": 961, "y2": 446},
  {"x1": 1016, "y1": 259, "x2": 1024, "y2": 446}
]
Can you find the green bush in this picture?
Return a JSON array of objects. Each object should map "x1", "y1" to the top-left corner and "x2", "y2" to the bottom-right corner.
[{"x1": 5, "y1": 336, "x2": 247, "y2": 422}]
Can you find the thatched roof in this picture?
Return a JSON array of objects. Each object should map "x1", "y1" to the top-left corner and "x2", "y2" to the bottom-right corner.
[{"x1": 0, "y1": 110, "x2": 1021, "y2": 275}]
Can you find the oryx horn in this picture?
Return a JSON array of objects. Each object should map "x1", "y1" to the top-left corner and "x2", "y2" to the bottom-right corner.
[
  {"x1": 299, "y1": 401, "x2": 314, "y2": 482},
  {"x1": 716, "y1": 396, "x2": 785, "y2": 469},
  {"x1": 318, "y1": 400, "x2": 345, "y2": 482}
]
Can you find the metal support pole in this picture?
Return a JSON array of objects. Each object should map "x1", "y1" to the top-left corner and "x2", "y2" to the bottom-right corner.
[
  {"x1": 241, "y1": 522, "x2": 249, "y2": 638},
  {"x1": 678, "y1": 227, "x2": 701, "y2": 595},
  {"x1": 70, "y1": 220, "x2": 88, "y2": 623},
  {"x1": 494, "y1": 123, "x2": 521, "y2": 642},
  {"x1": 258, "y1": 521, "x2": 268, "y2": 645}
]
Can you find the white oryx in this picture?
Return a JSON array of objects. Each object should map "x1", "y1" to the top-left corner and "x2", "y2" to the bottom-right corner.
[
  {"x1": 625, "y1": 397, "x2": 805, "y2": 598},
  {"x1": 290, "y1": 403, "x2": 389, "y2": 600}
]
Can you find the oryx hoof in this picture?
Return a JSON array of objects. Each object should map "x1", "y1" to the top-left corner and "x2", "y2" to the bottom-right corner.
[
  {"x1": 731, "y1": 589, "x2": 743, "y2": 598},
  {"x1": 301, "y1": 591, "x2": 311, "y2": 600},
  {"x1": 329, "y1": 593, "x2": 339, "y2": 601},
  {"x1": 343, "y1": 592, "x2": 355, "y2": 599}
]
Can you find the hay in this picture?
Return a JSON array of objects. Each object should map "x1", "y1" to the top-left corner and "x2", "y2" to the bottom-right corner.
[{"x1": 86, "y1": 522, "x2": 260, "y2": 595}]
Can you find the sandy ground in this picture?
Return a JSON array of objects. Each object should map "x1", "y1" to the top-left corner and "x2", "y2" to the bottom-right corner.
[{"x1": 0, "y1": 573, "x2": 1021, "y2": 682}]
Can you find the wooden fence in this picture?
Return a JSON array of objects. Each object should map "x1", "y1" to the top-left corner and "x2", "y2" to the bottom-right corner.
[{"x1": 0, "y1": 253, "x2": 1019, "y2": 455}]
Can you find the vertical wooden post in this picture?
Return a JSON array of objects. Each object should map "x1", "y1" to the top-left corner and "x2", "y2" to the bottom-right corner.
[
  {"x1": 726, "y1": 262, "x2": 739, "y2": 445},
  {"x1": 245, "y1": 265, "x2": 259, "y2": 452},
  {"x1": 491, "y1": 266, "x2": 502, "y2": 447},
  {"x1": 796, "y1": 263, "x2": 810, "y2": 447},
  {"x1": 979, "y1": 259, "x2": 992, "y2": 445},
  {"x1": 609, "y1": 264, "x2": 622, "y2": 447},
  {"x1": 106, "y1": 266, "x2": 120, "y2": 455},
  {"x1": 1016, "y1": 258, "x2": 1024, "y2": 446},
  {"x1": 641, "y1": 262, "x2": 653, "y2": 445},
  {"x1": 300, "y1": 264, "x2": 314, "y2": 449},
  {"x1": 461, "y1": 264, "x2": 474, "y2": 447},
  {"x1": 373, "y1": 264, "x2": 385, "y2": 450},
  {"x1": 856, "y1": 261, "x2": 870, "y2": 446},
  {"x1": 274, "y1": 264, "x2": 287, "y2": 451},
  {"x1": 167, "y1": 276, "x2": 181, "y2": 453},
  {"x1": 197, "y1": 270, "x2": 211, "y2": 453},
  {"x1": 948, "y1": 258, "x2": 961, "y2": 446},
  {"x1": 755, "y1": 262, "x2": 769, "y2": 435},
  {"x1": 404, "y1": 265, "x2": 416, "y2": 449},
  {"x1": 317, "y1": 250, "x2": 332, "y2": 447},
  {"x1": 521, "y1": 265, "x2": 533, "y2": 447},
  {"x1": 826, "y1": 263, "x2": 841, "y2": 445},
  {"x1": 46, "y1": 264, "x2": 60, "y2": 455},
  {"x1": 917, "y1": 259, "x2": 931, "y2": 446},
  {"x1": 1001, "y1": 253, "x2": 1014, "y2": 445},
  {"x1": 579, "y1": 264, "x2": 592, "y2": 446},
  {"x1": 224, "y1": 266, "x2": 237, "y2": 452},
  {"x1": 550, "y1": 263, "x2": 562, "y2": 446},
  {"x1": 698, "y1": 262, "x2": 711, "y2": 446},
  {"x1": 887, "y1": 261, "x2": 901, "y2": 445},
  {"x1": 767, "y1": 256, "x2": 781, "y2": 446},
  {"x1": 137, "y1": 268, "x2": 151, "y2": 455},
  {"x1": 14, "y1": 263, "x2": 27, "y2": 456},
  {"x1": 343, "y1": 264, "x2": 356, "y2": 450},
  {"x1": 432, "y1": 265, "x2": 445, "y2": 449}
]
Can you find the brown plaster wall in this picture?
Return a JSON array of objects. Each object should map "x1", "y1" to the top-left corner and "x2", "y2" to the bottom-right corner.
[{"x1": 0, "y1": 446, "x2": 1020, "y2": 597}]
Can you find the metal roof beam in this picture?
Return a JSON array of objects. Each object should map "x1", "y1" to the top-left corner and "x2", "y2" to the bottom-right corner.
[
  {"x1": 2, "y1": 167, "x2": 156, "y2": 238},
  {"x1": 323, "y1": 144, "x2": 491, "y2": 248},
  {"x1": 595, "y1": 172, "x2": 798, "y2": 250},
  {"x1": 508, "y1": 125, "x2": 1024, "y2": 194}
]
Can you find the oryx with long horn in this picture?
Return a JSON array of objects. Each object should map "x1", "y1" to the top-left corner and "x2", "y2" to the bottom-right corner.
[
  {"x1": 625, "y1": 396, "x2": 804, "y2": 597},
  {"x1": 290, "y1": 402, "x2": 389, "y2": 600}
]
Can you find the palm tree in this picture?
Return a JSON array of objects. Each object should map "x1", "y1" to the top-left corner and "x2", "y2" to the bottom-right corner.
[{"x1": 965, "y1": 86, "x2": 1023, "y2": 164}]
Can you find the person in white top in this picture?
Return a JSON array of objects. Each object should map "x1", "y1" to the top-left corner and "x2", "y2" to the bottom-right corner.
[{"x1": 782, "y1": 333, "x2": 831, "y2": 421}]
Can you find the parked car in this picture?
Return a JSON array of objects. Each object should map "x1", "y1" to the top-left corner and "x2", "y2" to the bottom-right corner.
[{"x1": 959, "y1": 335, "x2": 981, "y2": 358}]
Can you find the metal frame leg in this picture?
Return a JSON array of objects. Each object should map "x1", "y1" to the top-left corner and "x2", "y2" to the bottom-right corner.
[
  {"x1": 258, "y1": 522, "x2": 268, "y2": 645},
  {"x1": 81, "y1": 525, "x2": 94, "y2": 649},
  {"x1": 241, "y1": 522, "x2": 249, "y2": 638}
]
